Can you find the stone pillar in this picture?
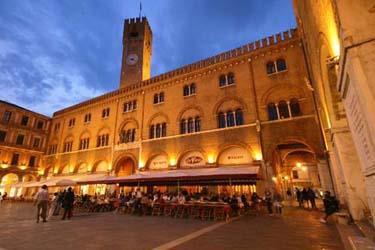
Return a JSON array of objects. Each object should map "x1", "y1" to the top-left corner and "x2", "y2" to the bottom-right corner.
[
  {"x1": 332, "y1": 129, "x2": 368, "y2": 220},
  {"x1": 317, "y1": 159, "x2": 334, "y2": 193}
]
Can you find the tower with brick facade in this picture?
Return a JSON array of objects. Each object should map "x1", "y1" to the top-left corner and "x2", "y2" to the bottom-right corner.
[{"x1": 119, "y1": 17, "x2": 152, "y2": 88}]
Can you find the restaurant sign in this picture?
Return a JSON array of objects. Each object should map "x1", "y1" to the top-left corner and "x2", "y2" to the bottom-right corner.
[
  {"x1": 180, "y1": 151, "x2": 205, "y2": 168},
  {"x1": 149, "y1": 155, "x2": 168, "y2": 170},
  {"x1": 218, "y1": 146, "x2": 252, "y2": 165}
]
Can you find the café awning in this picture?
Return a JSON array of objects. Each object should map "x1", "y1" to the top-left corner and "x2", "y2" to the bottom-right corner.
[{"x1": 80, "y1": 166, "x2": 260, "y2": 186}]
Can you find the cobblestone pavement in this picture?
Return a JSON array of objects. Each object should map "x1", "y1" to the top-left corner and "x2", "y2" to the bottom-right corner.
[{"x1": 0, "y1": 202, "x2": 344, "y2": 250}]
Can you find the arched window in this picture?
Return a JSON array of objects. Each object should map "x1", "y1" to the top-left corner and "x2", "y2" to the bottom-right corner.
[
  {"x1": 187, "y1": 118, "x2": 194, "y2": 133},
  {"x1": 278, "y1": 100, "x2": 290, "y2": 119},
  {"x1": 183, "y1": 85, "x2": 189, "y2": 96},
  {"x1": 190, "y1": 83, "x2": 196, "y2": 95},
  {"x1": 276, "y1": 59, "x2": 287, "y2": 72},
  {"x1": 156, "y1": 124, "x2": 161, "y2": 138},
  {"x1": 150, "y1": 125, "x2": 155, "y2": 139},
  {"x1": 226, "y1": 111, "x2": 235, "y2": 127},
  {"x1": 267, "y1": 103, "x2": 278, "y2": 120},
  {"x1": 219, "y1": 75, "x2": 226, "y2": 87},
  {"x1": 195, "y1": 116, "x2": 201, "y2": 132},
  {"x1": 266, "y1": 61, "x2": 276, "y2": 74},
  {"x1": 161, "y1": 123, "x2": 167, "y2": 137},
  {"x1": 218, "y1": 112, "x2": 226, "y2": 128},
  {"x1": 227, "y1": 73, "x2": 235, "y2": 85},
  {"x1": 235, "y1": 109, "x2": 244, "y2": 125},
  {"x1": 290, "y1": 98, "x2": 301, "y2": 117},
  {"x1": 180, "y1": 119, "x2": 186, "y2": 134}
]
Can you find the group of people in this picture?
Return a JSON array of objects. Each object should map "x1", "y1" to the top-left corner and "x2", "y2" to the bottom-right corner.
[
  {"x1": 34, "y1": 185, "x2": 75, "y2": 223},
  {"x1": 295, "y1": 187, "x2": 317, "y2": 209}
]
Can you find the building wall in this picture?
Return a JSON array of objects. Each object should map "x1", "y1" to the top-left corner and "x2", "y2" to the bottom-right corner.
[{"x1": 293, "y1": 0, "x2": 375, "y2": 224}]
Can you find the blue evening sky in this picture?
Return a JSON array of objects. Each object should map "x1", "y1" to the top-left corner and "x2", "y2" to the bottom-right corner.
[{"x1": 0, "y1": 0, "x2": 295, "y2": 116}]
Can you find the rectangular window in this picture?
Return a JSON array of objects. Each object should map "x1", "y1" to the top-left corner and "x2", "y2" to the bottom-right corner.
[
  {"x1": 28, "y1": 156, "x2": 36, "y2": 167},
  {"x1": 102, "y1": 108, "x2": 110, "y2": 118},
  {"x1": 63, "y1": 142, "x2": 73, "y2": 152},
  {"x1": 123, "y1": 100, "x2": 137, "y2": 113},
  {"x1": 54, "y1": 123, "x2": 60, "y2": 132},
  {"x1": 84, "y1": 113, "x2": 91, "y2": 123},
  {"x1": 11, "y1": 153, "x2": 19, "y2": 165},
  {"x1": 292, "y1": 170, "x2": 299, "y2": 179},
  {"x1": 2, "y1": 111, "x2": 12, "y2": 123},
  {"x1": 96, "y1": 134, "x2": 109, "y2": 147},
  {"x1": 0, "y1": 130, "x2": 6, "y2": 142},
  {"x1": 21, "y1": 116, "x2": 29, "y2": 126},
  {"x1": 48, "y1": 144, "x2": 57, "y2": 155},
  {"x1": 37, "y1": 121, "x2": 44, "y2": 129},
  {"x1": 79, "y1": 138, "x2": 90, "y2": 150},
  {"x1": 16, "y1": 134, "x2": 24, "y2": 145},
  {"x1": 68, "y1": 118, "x2": 75, "y2": 127},
  {"x1": 33, "y1": 138, "x2": 41, "y2": 148}
]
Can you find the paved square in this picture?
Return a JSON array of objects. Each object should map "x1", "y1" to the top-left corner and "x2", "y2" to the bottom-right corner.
[{"x1": 0, "y1": 203, "x2": 344, "y2": 250}]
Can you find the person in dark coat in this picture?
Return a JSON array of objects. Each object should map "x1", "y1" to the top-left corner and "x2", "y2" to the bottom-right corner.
[
  {"x1": 320, "y1": 191, "x2": 339, "y2": 223},
  {"x1": 62, "y1": 187, "x2": 75, "y2": 220},
  {"x1": 307, "y1": 188, "x2": 316, "y2": 209},
  {"x1": 301, "y1": 188, "x2": 308, "y2": 208},
  {"x1": 296, "y1": 188, "x2": 303, "y2": 207}
]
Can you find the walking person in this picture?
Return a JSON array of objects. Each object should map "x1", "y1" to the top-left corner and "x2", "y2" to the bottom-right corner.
[
  {"x1": 34, "y1": 185, "x2": 49, "y2": 223},
  {"x1": 320, "y1": 191, "x2": 339, "y2": 224},
  {"x1": 273, "y1": 188, "x2": 283, "y2": 215},
  {"x1": 301, "y1": 188, "x2": 308, "y2": 208},
  {"x1": 307, "y1": 187, "x2": 316, "y2": 209},
  {"x1": 265, "y1": 189, "x2": 273, "y2": 215},
  {"x1": 296, "y1": 188, "x2": 303, "y2": 207},
  {"x1": 62, "y1": 187, "x2": 75, "y2": 220}
]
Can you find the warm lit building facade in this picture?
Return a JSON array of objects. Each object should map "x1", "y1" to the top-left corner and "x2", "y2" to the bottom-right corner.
[
  {"x1": 294, "y1": 0, "x2": 375, "y2": 224},
  {"x1": 34, "y1": 18, "x2": 327, "y2": 197},
  {"x1": 0, "y1": 101, "x2": 50, "y2": 196}
]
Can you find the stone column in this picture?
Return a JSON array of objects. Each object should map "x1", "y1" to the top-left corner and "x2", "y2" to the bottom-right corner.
[{"x1": 317, "y1": 159, "x2": 334, "y2": 193}]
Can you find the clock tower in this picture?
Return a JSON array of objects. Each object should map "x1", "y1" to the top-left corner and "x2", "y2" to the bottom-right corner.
[{"x1": 119, "y1": 17, "x2": 152, "y2": 88}]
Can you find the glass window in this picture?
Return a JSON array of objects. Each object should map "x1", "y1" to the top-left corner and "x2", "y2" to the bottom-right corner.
[
  {"x1": 187, "y1": 118, "x2": 194, "y2": 133},
  {"x1": 21, "y1": 116, "x2": 29, "y2": 126},
  {"x1": 153, "y1": 94, "x2": 158, "y2": 104},
  {"x1": 278, "y1": 101, "x2": 290, "y2": 119},
  {"x1": 11, "y1": 153, "x2": 19, "y2": 165},
  {"x1": 235, "y1": 109, "x2": 244, "y2": 125},
  {"x1": 227, "y1": 73, "x2": 235, "y2": 85},
  {"x1": 219, "y1": 75, "x2": 226, "y2": 87},
  {"x1": 16, "y1": 134, "x2": 24, "y2": 145},
  {"x1": 218, "y1": 112, "x2": 226, "y2": 128},
  {"x1": 161, "y1": 123, "x2": 167, "y2": 137},
  {"x1": 267, "y1": 103, "x2": 278, "y2": 120},
  {"x1": 150, "y1": 125, "x2": 155, "y2": 139},
  {"x1": 292, "y1": 170, "x2": 299, "y2": 179},
  {"x1": 29, "y1": 156, "x2": 36, "y2": 167},
  {"x1": 180, "y1": 119, "x2": 186, "y2": 134},
  {"x1": 290, "y1": 98, "x2": 301, "y2": 117},
  {"x1": 155, "y1": 124, "x2": 161, "y2": 138},
  {"x1": 159, "y1": 92, "x2": 165, "y2": 103},
  {"x1": 226, "y1": 111, "x2": 235, "y2": 127},
  {"x1": 183, "y1": 86, "x2": 189, "y2": 96},
  {"x1": 190, "y1": 83, "x2": 196, "y2": 95},
  {"x1": 276, "y1": 59, "x2": 287, "y2": 72},
  {"x1": 195, "y1": 116, "x2": 201, "y2": 132},
  {"x1": 2, "y1": 111, "x2": 12, "y2": 123},
  {"x1": 133, "y1": 100, "x2": 137, "y2": 110},
  {"x1": 266, "y1": 62, "x2": 276, "y2": 74},
  {"x1": 0, "y1": 130, "x2": 6, "y2": 142},
  {"x1": 33, "y1": 138, "x2": 40, "y2": 148}
]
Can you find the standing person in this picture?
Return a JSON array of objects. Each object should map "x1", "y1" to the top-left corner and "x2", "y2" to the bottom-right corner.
[
  {"x1": 265, "y1": 189, "x2": 273, "y2": 215},
  {"x1": 307, "y1": 187, "x2": 316, "y2": 209},
  {"x1": 34, "y1": 185, "x2": 49, "y2": 223},
  {"x1": 48, "y1": 192, "x2": 59, "y2": 219},
  {"x1": 302, "y1": 188, "x2": 308, "y2": 208},
  {"x1": 296, "y1": 188, "x2": 302, "y2": 207},
  {"x1": 320, "y1": 191, "x2": 339, "y2": 223},
  {"x1": 273, "y1": 188, "x2": 283, "y2": 215},
  {"x1": 55, "y1": 190, "x2": 65, "y2": 215},
  {"x1": 62, "y1": 187, "x2": 75, "y2": 220}
]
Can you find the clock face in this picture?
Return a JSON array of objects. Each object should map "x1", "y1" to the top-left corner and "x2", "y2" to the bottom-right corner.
[{"x1": 126, "y1": 54, "x2": 139, "y2": 65}]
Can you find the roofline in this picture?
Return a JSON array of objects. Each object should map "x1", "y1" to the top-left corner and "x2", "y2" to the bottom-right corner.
[
  {"x1": 0, "y1": 100, "x2": 51, "y2": 119},
  {"x1": 53, "y1": 27, "x2": 299, "y2": 117}
]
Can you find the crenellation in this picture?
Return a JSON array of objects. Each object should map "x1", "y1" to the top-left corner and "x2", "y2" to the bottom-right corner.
[{"x1": 283, "y1": 31, "x2": 290, "y2": 40}]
